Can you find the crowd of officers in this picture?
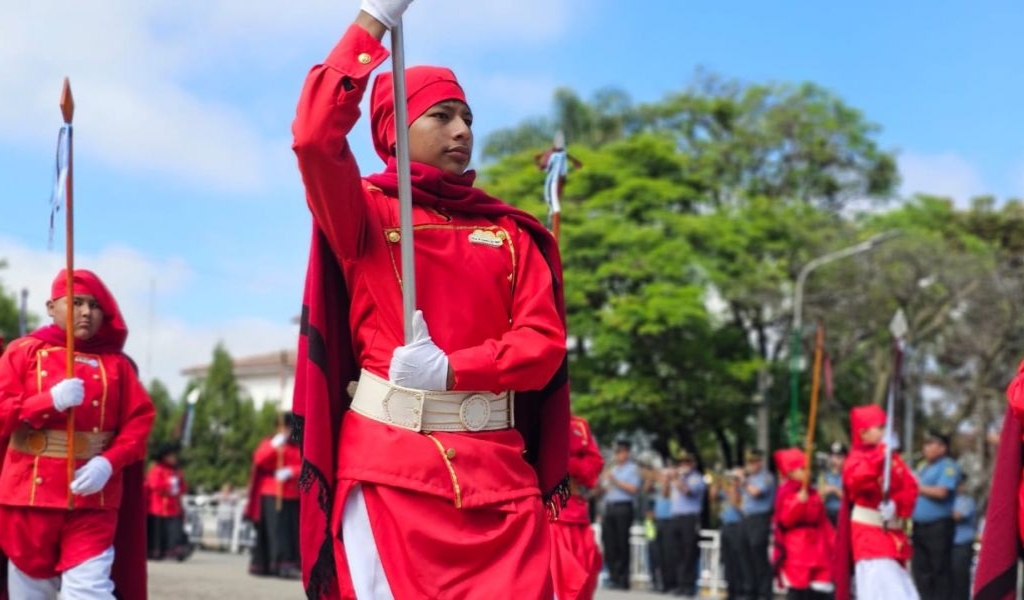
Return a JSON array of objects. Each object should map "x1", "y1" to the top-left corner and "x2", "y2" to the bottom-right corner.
[{"x1": 594, "y1": 430, "x2": 978, "y2": 600}]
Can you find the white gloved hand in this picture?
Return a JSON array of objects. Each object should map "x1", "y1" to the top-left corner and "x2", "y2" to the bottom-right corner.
[
  {"x1": 360, "y1": 0, "x2": 415, "y2": 29},
  {"x1": 275, "y1": 467, "x2": 294, "y2": 482},
  {"x1": 271, "y1": 432, "x2": 288, "y2": 448},
  {"x1": 70, "y1": 456, "x2": 113, "y2": 496},
  {"x1": 169, "y1": 476, "x2": 180, "y2": 496},
  {"x1": 389, "y1": 310, "x2": 449, "y2": 391},
  {"x1": 51, "y1": 378, "x2": 85, "y2": 412},
  {"x1": 878, "y1": 499, "x2": 896, "y2": 521}
]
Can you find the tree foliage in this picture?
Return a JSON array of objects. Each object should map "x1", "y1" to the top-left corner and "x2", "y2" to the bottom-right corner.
[{"x1": 479, "y1": 70, "x2": 1019, "y2": 498}]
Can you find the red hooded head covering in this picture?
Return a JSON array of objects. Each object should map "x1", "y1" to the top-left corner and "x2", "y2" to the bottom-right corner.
[
  {"x1": 31, "y1": 269, "x2": 128, "y2": 354},
  {"x1": 849, "y1": 404, "x2": 885, "y2": 449},
  {"x1": 773, "y1": 448, "x2": 806, "y2": 479},
  {"x1": 369, "y1": 66, "x2": 467, "y2": 162}
]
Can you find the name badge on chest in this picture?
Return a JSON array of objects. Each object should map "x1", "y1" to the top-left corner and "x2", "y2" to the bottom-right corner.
[{"x1": 468, "y1": 229, "x2": 505, "y2": 248}]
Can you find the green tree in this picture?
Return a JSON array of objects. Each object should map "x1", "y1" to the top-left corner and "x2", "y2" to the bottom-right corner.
[
  {"x1": 184, "y1": 344, "x2": 261, "y2": 491},
  {"x1": 146, "y1": 379, "x2": 182, "y2": 460},
  {"x1": 0, "y1": 260, "x2": 33, "y2": 344}
]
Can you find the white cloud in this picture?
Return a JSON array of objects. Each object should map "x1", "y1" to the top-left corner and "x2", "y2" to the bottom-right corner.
[
  {"x1": 0, "y1": 0, "x2": 587, "y2": 193},
  {"x1": 898, "y1": 151, "x2": 989, "y2": 205},
  {"x1": 0, "y1": 236, "x2": 297, "y2": 398}
]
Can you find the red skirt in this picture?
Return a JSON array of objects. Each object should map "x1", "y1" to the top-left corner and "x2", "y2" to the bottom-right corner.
[
  {"x1": 332, "y1": 481, "x2": 552, "y2": 599},
  {"x1": 549, "y1": 518, "x2": 602, "y2": 600}
]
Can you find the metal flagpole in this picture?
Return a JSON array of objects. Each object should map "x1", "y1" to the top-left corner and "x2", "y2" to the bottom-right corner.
[
  {"x1": 391, "y1": 21, "x2": 416, "y2": 342},
  {"x1": 59, "y1": 78, "x2": 76, "y2": 510},
  {"x1": 882, "y1": 309, "x2": 908, "y2": 500}
]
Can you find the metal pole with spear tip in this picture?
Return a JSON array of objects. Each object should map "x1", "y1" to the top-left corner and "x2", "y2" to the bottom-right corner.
[
  {"x1": 882, "y1": 309, "x2": 908, "y2": 502},
  {"x1": 391, "y1": 21, "x2": 417, "y2": 339},
  {"x1": 59, "y1": 78, "x2": 77, "y2": 510}
]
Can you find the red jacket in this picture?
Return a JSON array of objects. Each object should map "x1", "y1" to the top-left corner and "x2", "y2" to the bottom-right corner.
[
  {"x1": 843, "y1": 443, "x2": 917, "y2": 563},
  {"x1": 0, "y1": 337, "x2": 154, "y2": 510},
  {"x1": 772, "y1": 479, "x2": 834, "y2": 585},
  {"x1": 251, "y1": 438, "x2": 301, "y2": 499},
  {"x1": 560, "y1": 415, "x2": 603, "y2": 524},
  {"x1": 145, "y1": 462, "x2": 186, "y2": 517}
]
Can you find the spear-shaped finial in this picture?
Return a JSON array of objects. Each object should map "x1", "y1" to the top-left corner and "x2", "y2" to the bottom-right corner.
[{"x1": 60, "y1": 77, "x2": 75, "y2": 125}]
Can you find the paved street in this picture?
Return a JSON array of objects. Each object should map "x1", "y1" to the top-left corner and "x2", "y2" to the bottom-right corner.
[{"x1": 149, "y1": 551, "x2": 668, "y2": 599}]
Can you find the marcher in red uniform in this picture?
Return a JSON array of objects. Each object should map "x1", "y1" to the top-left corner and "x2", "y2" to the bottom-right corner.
[
  {"x1": 833, "y1": 405, "x2": 919, "y2": 600},
  {"x1": 771, "y1": 448, "x2": 834, "y2": 600},
  {"x1": 550, "y1": 415, "x2": 604, "y2": 600},
  {"x1": 974, "y1": 358, "x2": 1024, "y2": 599},
  {"x1": 146, "y1": 441, "x2": 190, "y2": 561},
  {"x1": 0, "y1": 269, "x2": 154, "y2": 599},
  {"x1": 245, "y1": 414, "x2": 302, "y2": 579},
  {"x1": 290, "y1": 1, "x2": 570, "y2": 598}
]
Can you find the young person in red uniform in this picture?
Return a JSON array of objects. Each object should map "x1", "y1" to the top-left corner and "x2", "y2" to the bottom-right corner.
[
  {"x1": 0, "y1": 269, "x2": 154, "y2": 599},
  {"x1": 290, "y1": 1, "x2": 571, "y2": 598},
  {"x1": 771, "y1": 448, "x2": 834, "y2": 600},
  {"x1": 145, "y1": 441, "x2": 189, "y2": 561},
  {"x1": 549, "y1": 415, "x2": 603, "y2": 600},
  {"x1": 245, "y1": 414, "x2": 302, "y2": 579},
  {"x1": 832, "y1": 405, "x2": 919, "y2": 600}
]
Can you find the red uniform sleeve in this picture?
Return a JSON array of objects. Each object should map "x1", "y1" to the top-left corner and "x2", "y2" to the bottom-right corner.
[
  {"x1": 567, "y1": 418, "x2": 604, "y2": 488},
  {"x1": 101, "y1": 359, "x2": 155, "y2": 473},
  {"x1": 145, "y1": 465, "x2": 166, "y2": 496},
  {"x1": 252, "y1": 439, "x2": 278, "y2": 470},
  {"x1": 778, "y1": 490, "x2": 826, "y2": 529},
  {"x1": 0, "y1": 339, "x2": 60, "y2": 433},
  {"x1": 447, "y1": 226, "x2": 567, "y2": 393},
  {"x1": 292, "y1": 24, "x2": 390, "y2": 262},
  {"x1": 843, "y1": 447, "x2": 885, "y2": 507},
  {"x1": 1008, "y1": 358, "x2": 1024, "y2": 425},
  {"x1": 890, "y1": 454, "x2": 919, "y2": 518}
]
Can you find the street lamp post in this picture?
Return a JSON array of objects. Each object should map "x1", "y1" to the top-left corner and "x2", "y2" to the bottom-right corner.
[{"x1": 780, "y1": 230, "x2": 900, "y2": 446}]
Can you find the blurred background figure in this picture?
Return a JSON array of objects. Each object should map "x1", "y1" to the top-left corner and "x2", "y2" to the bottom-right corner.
[
  {"x1": 146, "y1": 442, "x2": 191, "y2": 561},
  {"x1": 667, "y1": 450, "x2": 705, "y2": 599},
  {"x1": 215, "y1": 483, "x2": 240, "y2": 552},
  {"x1": 245, "y1": 414, "x2": 301, "y2": 579},
  {"x1": 911, "y1": 429, "x2": 960, "y2": 600},
  {"x1": 950, "y1": 474, "x2": 976, "y2": 600},
  {"x1": 712, "y1": 467, "x2": 750, "y2": 600},
  {"x1": 739, "y1": 449, "x2": 775, "y2": 600},
  {"x1": 600, "y1": 438, "x2": 641, "y2": 590},
  {"x1": 820, "y1": 442, "x2": 846, "y2": 526}
]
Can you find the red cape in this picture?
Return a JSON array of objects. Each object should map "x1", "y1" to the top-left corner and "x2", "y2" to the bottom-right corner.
[
  {"x1": 973, "y1": 411, "x2": 1021, "y2": 600},
  {"x1": 293, "y1": 160, "x2": 571, "y2": 599}
]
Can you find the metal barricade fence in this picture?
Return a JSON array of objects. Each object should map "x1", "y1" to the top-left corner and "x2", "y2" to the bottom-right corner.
[{"x1": 183, "y1": 494, "x2": 255, "y2": 553}]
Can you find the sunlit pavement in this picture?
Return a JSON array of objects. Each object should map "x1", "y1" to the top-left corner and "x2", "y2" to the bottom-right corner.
[{"x1": 148, "y1": 550, "x2": 671, "y2": 598}]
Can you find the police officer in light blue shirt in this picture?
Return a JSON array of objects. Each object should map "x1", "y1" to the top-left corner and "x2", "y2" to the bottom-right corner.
[
  {"x1": 739, "y1": 449, "x2": 774, "y2": 600},
  {"x1": 651, "y1": 473, "x2": 674, "y2": 593},
  {"x1": 668, "y1": 451, "x2": 705, "y2": 597},
  {"x1": 600, "y1": 439, "x2": 641, "y2": 590},
  {"x1": 713, "y1": 468, "x2": 747, "y2": 600},
  {"x1": 911, "y1": 429, "x2": 960, "y2": 600},
  {"x1": 820, "y1": 442, "x2": 846, "y2": 526},
  {"x1": 951, "y1": 474, "x2": 976, "y2": 600}
]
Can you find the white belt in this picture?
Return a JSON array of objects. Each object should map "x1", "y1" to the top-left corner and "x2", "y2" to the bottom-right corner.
[
  {"x1": 349, "y1": 369, "x2": 514, "y2": 433},
  {"x1": 851, "y1": 505, "x2": 905, "y2": 530}
]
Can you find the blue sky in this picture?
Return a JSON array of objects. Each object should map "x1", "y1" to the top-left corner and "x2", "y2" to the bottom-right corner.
[{"x1": 2, "y1": 0, "x2": 1022, "y2": 396}]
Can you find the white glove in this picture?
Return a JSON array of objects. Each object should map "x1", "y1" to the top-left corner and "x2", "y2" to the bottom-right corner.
[
  {"x1": 51, "y1": 378, "x2": 85, "y2": 412},
  {"x1": 70, "y1": 456, "x2": 113, "y2": 496},
  {"x1": 360, "y1": 0, "x2": 415, "y2": 29},
  {"x1": 275, "y1": 467, "x2": 294, "y2": 482},
  {"x1": 169, "y1": 476, "x2": 180, "y2": 496},
  {"x1": 389, "y1": 310, "x2": 449, "y2": 391},
  {"x1": 878, "y1": 499, "x2": 896, "y2": 521},
  {"x1": 271, "y1": 432, "x2": 288, "y2": 449}
]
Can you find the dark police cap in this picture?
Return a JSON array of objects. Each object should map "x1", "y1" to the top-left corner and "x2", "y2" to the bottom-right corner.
[{"x1": 924, "y1": 429, "x2": 951, "y2": 447}]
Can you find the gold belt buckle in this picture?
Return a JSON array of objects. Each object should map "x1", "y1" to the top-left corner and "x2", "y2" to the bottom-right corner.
[{"x1": 26, "y1": 430, "x2": 48, "y2": 455}]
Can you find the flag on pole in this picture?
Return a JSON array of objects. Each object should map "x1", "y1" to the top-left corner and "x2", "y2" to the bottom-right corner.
[{"x1": 49, "y1": 124, "x2": 72, "y2": 248}]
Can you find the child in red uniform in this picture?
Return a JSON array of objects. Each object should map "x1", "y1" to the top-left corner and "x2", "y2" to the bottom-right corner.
[
  {"x1": 0, "y1": 269, "x2": 154, "y2": 599},
  {"x1": 245, "y1": 415, "x2": 302, "y2": 579},
  {"x1": 145, "y1": 442, "x2": 190, "y2": 560},
  {"x1": 549, "y1": 415, "x2": 604, "y2": 600},
  {"x1": 771, "y1": 448, "x2": 834, "y2": 600},
  {"x1": 833, "y1": 405, "x2": 919, "y2": 600},
  {"x1": 290, "y1": 1, "x2": 570, "y2": 598}
]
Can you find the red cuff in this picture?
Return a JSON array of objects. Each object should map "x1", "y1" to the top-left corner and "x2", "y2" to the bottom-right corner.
[
  {"x1": 20, "y1": 392, "x2": 55, "y2": 428},
  {"x1": 447, "y1": 346, "x2": 498, "y2": 392},
  {"x1": 324, "y1": 24, "x2": 390, "y2": 80}
]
